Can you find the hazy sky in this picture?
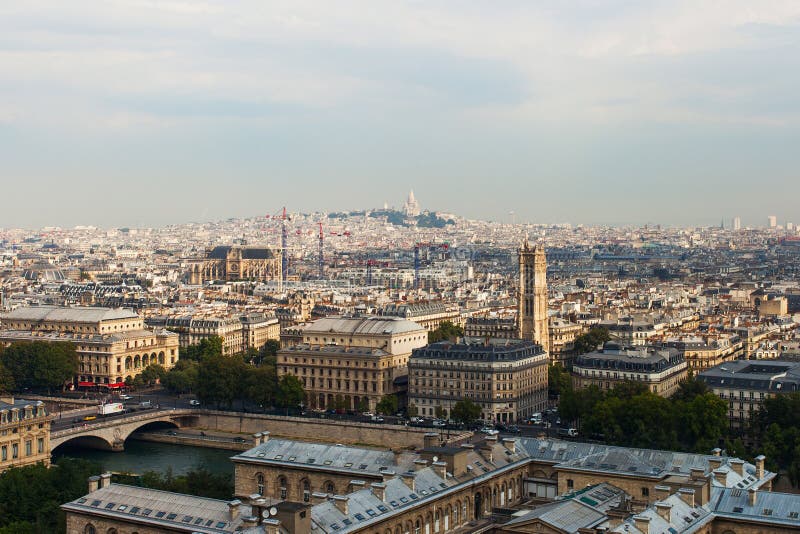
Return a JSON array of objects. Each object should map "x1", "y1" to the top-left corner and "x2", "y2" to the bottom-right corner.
[{"x1": 1, "y1": 1, "x2": 799, "y2": 229}]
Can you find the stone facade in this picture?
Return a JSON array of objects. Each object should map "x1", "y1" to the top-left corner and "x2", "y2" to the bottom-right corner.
[
  {"x1": 0, "y1": 397, "x2": 50, "y2": 472},
  {"x1": 188, "y1": 245, "x2": 281, "y2": 284},
  {"x1": 518, "y1": 239, "x2": 550, "y2": 355}
]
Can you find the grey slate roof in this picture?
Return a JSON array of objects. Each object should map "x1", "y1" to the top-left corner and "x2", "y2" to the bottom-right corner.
[
  {"x1": 302, "y1": 316, "x2": 426, "y2": 336},
  {"x1": 1, "y1": 305, "x2": 138, "y2": 323},
  {"x1": 711, "y1": 486, "x2": 800, "y2": 528},
  {"x1": 61, "y1": 483, "x2": 271, "y2": 533}
]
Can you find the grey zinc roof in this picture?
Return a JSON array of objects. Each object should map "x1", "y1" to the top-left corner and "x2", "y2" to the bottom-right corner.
[
  {"x1": 610, "y1": 492, "x2": 714, "y2": 533},
  {"x1": 1, "y1": 305, "x2": 138, "y2": 324},
  {"x1": 504, "y1": 483, "x2": 626, "y2": 531},
  {"x1": 302, "y1": 316, "x2": 425, "y2": 336},
  {"x1": 232, "y1": 439, "x2": 405, "y2": 476},
  {"x1": 61, "y1": 483, "x2": 268, "y2": 533},
  {"x1": 710, "y1": 486, "x2": 800, "y2": 528}
]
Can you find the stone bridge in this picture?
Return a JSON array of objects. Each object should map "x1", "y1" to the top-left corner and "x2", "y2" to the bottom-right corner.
[{"x1": 51, "y1": 409, "x2": 200, "y2": 452}]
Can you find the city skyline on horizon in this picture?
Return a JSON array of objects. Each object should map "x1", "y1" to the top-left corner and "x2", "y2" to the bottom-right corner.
[{"x1": 1, "y1": 2, "x2": 799, "y2": 228}]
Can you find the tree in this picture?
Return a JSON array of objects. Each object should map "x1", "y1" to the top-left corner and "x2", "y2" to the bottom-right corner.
[
  {"x1": 244, "y1": 365, "x2": 277, "y2": 410},
  {"x1": 162, "y1": 360, "x2": 199, "y2": 394},
  {"x1": 196, "y1": 354, "x2": 246, "y2": 408},
  {"x1": 0, "y1": 341, "x2": 78, "y2": 393},
  {"x1": 0, "y1": 362, "x2": 14, "y2": 394},
  {"x1": 376, "y1": 395, "x2": 398, "y2": 415},
  {"x1": 434, "y1": 405, "x2": 446, "y2": 419},
  {"x1": 276, "y1": 374, "x2": 304, "y2": 412},
  {"x1": 182, "y1": 336, "x2": 224, "y2": 361},
  {"x1": 357, "y1": 397, "x2": 370, "y2": 413},
  {"x1": 407, "y1": 403, "x2": 419, "y2": 418},
  {"x1": 428, "y1": 321, "x2": 465, "y2": 343},
  {"x1": 573, "y1": 327, "x2": 610, "y2": 355},
  {"x1": 139, "y1": 364, "x2": 167, "y2": 387},
  {"x1": 548, "y1": 363, "x2": 571, "y2": 398},
  {"x1": 451, "y1": 399, "x2": 482, "y2": 424}
]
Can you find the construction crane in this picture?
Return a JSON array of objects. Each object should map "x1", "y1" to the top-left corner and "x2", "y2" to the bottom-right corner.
[{"x1": 413, "y1": 242, "x2": 450, "y2": 289}]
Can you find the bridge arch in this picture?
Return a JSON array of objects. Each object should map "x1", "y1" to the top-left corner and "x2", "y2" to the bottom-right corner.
[
  {"x1": 52, "y1": 434, "x2": 115, "y2": 453},
  {"x1": 50, "y1": 412, "x2": 192, "y2": 453}
]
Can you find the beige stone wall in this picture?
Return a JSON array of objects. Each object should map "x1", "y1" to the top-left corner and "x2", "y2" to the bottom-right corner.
[
  {"x1": 0, "y1": 410, "x2": 50, "y2": 472},
  {"x1": 65, "y1": 512, "x2": 174, "y2": 534},
  {"x1": 195, "y1": 411, "x2": 435, "y2": 448}
]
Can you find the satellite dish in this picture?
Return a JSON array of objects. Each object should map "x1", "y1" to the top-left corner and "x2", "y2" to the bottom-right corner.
[
  {"x1": 432, "y1": 456, "x2": 438, "y2": 463},
  {"x1": 269, "y1": 507, "x2": 278, "y2": 517}
]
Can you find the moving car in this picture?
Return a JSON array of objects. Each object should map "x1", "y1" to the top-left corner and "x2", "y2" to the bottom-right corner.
[
  {"x1": 189, "y1": 399, "x2": 201, "y2": 406},
  {"x1": 83, "y1": 415, "x2": 97, "y2": 421},
  {"x1": 119, "y1": 394, "x2": 133, "y2": 401},
  {"x1": 480, "y1": 426, "x2": 499, "y2": 436}
]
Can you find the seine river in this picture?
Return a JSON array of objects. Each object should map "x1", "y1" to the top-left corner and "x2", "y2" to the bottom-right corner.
[{"x1": 53, "y1": 438, "x2": 236, "y2": 477}]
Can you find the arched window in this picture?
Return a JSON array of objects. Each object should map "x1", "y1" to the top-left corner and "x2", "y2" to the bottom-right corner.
[
  {"x1": 278, "y1": 476, "x2": 288, "y2": 500},
  {"x1": 107, "y1": 529, "x2": 118, "y2": 534},
  {"x1": 256, "y1": 473, "x2": 265, "y2": 495},
  {"x1": 414, "y1": 519, "x2": 421, "y2": 534},
  {"x1": 325, "y1": 481, "x2": 335, "y2": 494},
  {"x1": 84, "y1": 525, "x2": 96, "y2": 534},
  {"x1": 303, "y1": 479, "x2": 311, "y2": 502}
]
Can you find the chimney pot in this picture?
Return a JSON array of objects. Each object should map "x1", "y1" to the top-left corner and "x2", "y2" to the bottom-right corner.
[
  {"x1": 332, "y1": 495, "x2": 349, "y2": 515},
  {"x1": 632, "y1": 515, "x2": 650, "y2": 534},
  {"x1": 755, "y1": 455, "x2": 765, "y2": 479},
  {"x1": 655, "y1": 502, "x2": 672, "y2": 521},
  {"x1": 711, "y1": 447, "x2": 722, "y2": 457},
  {"x1": 228, "y1": 499, "x2": 241, "y2": 520}
]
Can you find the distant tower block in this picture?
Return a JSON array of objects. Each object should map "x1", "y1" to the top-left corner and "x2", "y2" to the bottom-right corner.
[
  {"x1": 768, "y1": 215, "x2": 777, "y2": 228},
  {"x1": 518, "y1": 238, "x2": 549, "y2": 355},
  {"x1": 733, "y1": 216, "x2": 741, "y2": 231}
]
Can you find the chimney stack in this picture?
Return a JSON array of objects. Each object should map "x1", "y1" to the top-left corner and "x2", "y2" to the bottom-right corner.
[
  {"x1": 678, "y1": 488, "x2": 695, "y2": 507},
  {"x1": 401, "y1": 473, "x2": 416, "y2": 491},
  {"x1": 370, "y1": 483, "x2": 386, "y2": 502},
  {"x1": 690, "y1": 467, "x2": 705, "y2": 480},
  {"x1": 87, "y1": 476, "x2": 100, "y2": 493},
  {"x1": 381, "y1": 469, "x2": 396, "y2": 484},
  {"x1": 708, "y1": 456, "x2": 722, "y2": 471},
  {"x1": 730, "y1": 459, "x2": 744, "y2": 476},
  {"x1": 262, "y1": 518, "x2": 281, "y2": 534},
  {"x1": 332, "y1": 495, "x2": 349, "y2": 515},
  {"x1": 755, "y1": 455, "x2": 765, "y2": 479},
  {"x1": 632, "y1": 515, "x2": 650, "y2": 534},
  {"x1": 432, "y1": 461, "x2": 447, "y2": 480},
  {"x1": 423, "y1": 433, "x2": 439, "y2": 449},
  {"x1": 654, "y1": 485, "x2": 670, "y2": 500},
  {"x1": 414, "y1": 459, "x2": 429, "y2": 471},
  {"x1": 228, "y1": 500, "x2": 241, "y2": 520},
  {"x1": 348, "y1": 480, "x2": 366, "y2": 493},
  {"x1": 99, "y1": 473, "x2": 112, "y2": 489},
  {"x1": 748, "y1": 488, "x2": 757, "y2": 507},
  {"x1": 502, "y1": 438, "x2": 516, "y2": 453},
  {"x1": 713, "y1": 468, "x2": 728, "y2": 487},
  {"x1": 311, "y1": 492, "x2": 328, "y2": 505},
  {"x1": 711, "y1": 447, "x2": 722, "y2": 457},
  {"x1": 655, "y1": 502, "x2": 672, "y2": 521}
]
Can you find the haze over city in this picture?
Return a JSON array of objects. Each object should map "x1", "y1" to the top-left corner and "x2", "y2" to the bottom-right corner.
[{"x1": 2, "y1": 1, "x2": 799, "y2": 228}]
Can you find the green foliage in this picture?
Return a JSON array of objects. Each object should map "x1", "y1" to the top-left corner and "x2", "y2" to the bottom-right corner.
[
  {"x1": 196, "y1": 354, "x2": 247, "y2": 408},
  {"x1": 182, "y1": 336, "x2": 224, "y2": 361},
  {"x1": 0, "y1": 341, "x2": 78, "y2": 393},
  {"x1": 139, "y1": 364, "x2": 167, "y2": 386},
  {"x1": 276, "y1": 374, "x2": 305, "y2": 410},
  {"x1": 138, "y1": 466, "x2": 234, "y2": 500},
  {"x1": 376, "y1": 394, "x2": 398, "y2": 415},
  {"x1": 357, "y1": 397, "x2": 370, "y2": 413},
  {"x1": 561, "y1": 377, "x2": 728, "y2": 453},
  {"x1": 0, "y1": 361, "x2": 14, "y2": 393},
  {"x1": 407, "y1": 403, "x2": 419, "y2": 418},
  {"x1": 244, "y1": 365, "x2": 277, "y2": 409},
  {"x1": 162, "y1": 359, "x2": 199, "y2": 394},
  {"x1": 548, "y1": 363, "x2": 571, "y2": 398},
  {"x1": 752, "y1": 392, "x2": 800, "y2": 485},
  {"x1": 451, "y1": 399, "x2": 482, "y2": 424},
  {"x1": 428, "y1": 321, "x2": 465, "y2": 343},
  {"x1": 573, "y1": 327, "x2": 610, "y2": 355},
  {"x1": 0, "y1": 457, "x2": 102, "y2": 533},
  {"x1": 434, "y1": 405, "x2": 446, "y2": 419}
]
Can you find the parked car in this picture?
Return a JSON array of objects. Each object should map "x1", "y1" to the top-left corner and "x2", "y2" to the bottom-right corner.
[
  {"x1": 480, "y1": 427, "x2": 499, "y2": 436},
  {"x1": 557, "y1": 427, "x2": 579, "y2": 438},
  {"x1": 119, "y1": 394, "x2": 133, "y2": 401},
  {"x1": 432, "y1": 419, "x2": 446, "y2": 427},
  {"x1": 506, "y1": 425, "x2": 521, "y2": 434},
  {"x1": 362, "y1": 412, "x2": 375, "y2": 417},
  {"x1": 371, "y1": 415, "x2": 384, "y2": 423},
  {"x1": 189, "y1": 399, "x2": 201, "y2": 406},
  {"x1": 83, "y1": 415, "x2": 96, "y2": 421}
]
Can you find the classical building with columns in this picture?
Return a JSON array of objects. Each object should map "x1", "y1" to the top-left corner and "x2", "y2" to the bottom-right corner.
[
  {"x1": 0, "y1": 305, "x2": 179, "y2": 388},
  {"x1": 188, "y1": 245, "x2": 281, "y2": 284},
  {"x1": 277, "y1": 315, "x2": 427, "y2": 412}
]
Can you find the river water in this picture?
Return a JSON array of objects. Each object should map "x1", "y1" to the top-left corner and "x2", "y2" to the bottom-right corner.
[{"x1": 53, "y1": 437, "x2": 236, "y2": 477}]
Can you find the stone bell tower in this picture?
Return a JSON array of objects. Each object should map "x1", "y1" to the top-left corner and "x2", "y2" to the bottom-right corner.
[{"x1": 518, "y1": 237, "x2": 549, "y2": 355}]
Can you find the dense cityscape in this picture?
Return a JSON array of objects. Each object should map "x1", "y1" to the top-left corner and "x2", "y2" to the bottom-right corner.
[
  {"x1": 1, "y1": 192, "x2": 799, "y2": 533},
  {"x1": 3, "y1": 1, "x2": 800, "y2": 533}
]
